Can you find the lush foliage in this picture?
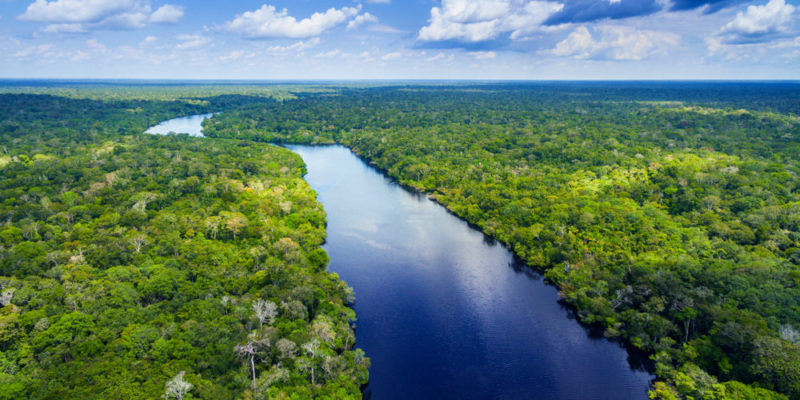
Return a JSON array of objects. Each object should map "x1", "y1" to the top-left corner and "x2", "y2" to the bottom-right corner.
[
  {"x1": 0, "y1": 93, "x2": 368, "y2": 399},
  {"x1": 205, "y1": 83, "x2": 800, "y2": 400}
]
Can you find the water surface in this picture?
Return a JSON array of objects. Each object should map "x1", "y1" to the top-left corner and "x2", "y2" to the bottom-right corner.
[
  {"x1": 287, "y1": 145, "x2": 653, "y2": 400},
  {"x1": 145, "y1": 113, "x2": 213, "y2": 137}
]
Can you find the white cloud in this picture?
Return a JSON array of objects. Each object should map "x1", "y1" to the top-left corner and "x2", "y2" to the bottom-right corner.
[
  {"x1": 220, "y1": 50, "x2": 246, "y2": 61},
  {"x1": 381, "y1": 51, "x2": 402, "y2": 60},
  {"x1": 366, "y1": 23, "x2": 402, "y2": 33},
  {"x1": 64, "y1": 38, "x2": 107, "y2": 61},
  {"x1": 418, "y1": 0, "x2": 564, "y2": 43},
  {"x1": 718, "y1": 0, "x2": 797, "y2": 44},
  {"x1": 550, "y1": 25, "x2": 679, "y2": 60},
  {"x1": 358, "y1": 50, "x2": 375, "y2": 61},
  {"x1": 114, "y1": 43, "x2": 171, "y2": 64},
  {"x1": 437, "y1": 0, "x2": 511, "y2": 23},
  {"x1": 13, "y1": 43, "x2": 57, "y2": 58},
  {"x1": 42, "y1": 23, "x2": 85, "y2": 33},
  {"x1": 19, "y1": 0, "x2": 139, "y2": 23},
  {"x1": 551, "y1": 25, "x2": 595, "y2": 58},
  {"x1": 19, "y1": 0, "x2": 185, "y2": 31},
  {"x1": 72, "y1": 50, "x2": 90, "y2": 61},
  {"x1": 100, "y1": 10, "x2": 149, "y2": 29},
  {"x1": 470, "y1": 50, "x2": 497, "y2": 59},
  {"x1": 507, "y1": 1, "x2": 569, "y2": 39},
  {"x1": 265, "y1": 37, "x2": 320, "y2": 53},
  {"x1": 419, "y1": 7, "x2": 500, "y2": 42},
  {"x1": 706, "y1": 34, "x2": 800, "y2": 60},
  {"x1": 347, "y1": 12, "x2": 378, "y2": 30},
  {"x1": 86, "y1": 38, "x2": 108, "y2": 52},
  {"x1": 140, "y1": 35, "x2": 157, "y2": 45},
  {"x1": 0, "y1": 35, "x2": 18, "y2": 59},
  {"x1": 315, "y1": 49, "x2": 342, "y2": 58},
  {"x1": 224, "y1": 5, "x2": 360, "y2": 39},
  {"x1": 149, "y1": 4, "x2": 183, "y2": 24},
  {"x1": 176, "y1": 34, "x2": 210, "y2": 50}
]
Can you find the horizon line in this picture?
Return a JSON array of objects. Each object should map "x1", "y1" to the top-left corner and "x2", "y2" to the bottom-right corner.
[{"x1": 1, "y1": 78, "x2": 799, "y2": 84}]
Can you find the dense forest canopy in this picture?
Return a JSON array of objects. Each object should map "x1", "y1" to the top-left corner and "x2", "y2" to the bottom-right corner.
[
  {"x1": 1, "y1": 81, "x2": 800, "y2": 400},
  {"x1": 0, "y1": 90, "x2": 368, "y2": 399}
]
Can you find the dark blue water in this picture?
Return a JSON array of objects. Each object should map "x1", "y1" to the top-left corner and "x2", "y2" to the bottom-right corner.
[{"x1": 287, "y1": 145, "x2": 653, "y2": 400}]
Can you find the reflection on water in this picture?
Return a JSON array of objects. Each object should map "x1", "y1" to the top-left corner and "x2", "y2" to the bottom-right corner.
[
  {"x1": 145, "y1": 113, "x2": 214, "y2": 137},
  {"x1": 287, "y1": 145, "x2": 653, "y2": 400}
]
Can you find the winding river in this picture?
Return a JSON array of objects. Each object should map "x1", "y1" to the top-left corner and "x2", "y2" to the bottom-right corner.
[{"x1": 149, "y1": 115, "x2": 653, "y2": 399}]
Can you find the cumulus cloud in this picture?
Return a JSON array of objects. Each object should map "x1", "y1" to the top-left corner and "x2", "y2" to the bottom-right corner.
[
  {"x1": 224, "y1": 5, "x2": 360, "y2": 39},
  {"x1": 149, "y1": 4, "x2": 182, "y2": 24},
  {"x1": 140, "y1": 35, "x2": 157, "y2": 45},
  {"x1": 418, "y1": 0, "x2": 564, "y2": 44},
  {"x1": 99, "y1": 9, "x2": 149, "y2": 28},
  {"x1": 347, "y1": 12, "x2": 378, "y2": 30},
  {"x1": 549, "y1": 25, "x2": 679, "y2": 60},
  {"x1": 551, "y1": 25, "x2": 595, "y2": 57},
  {"x1": 417, "y1": 0, "x2": 772, "y2": 49},
  {"x1": 419, "y1": 7, "x2": 502, "y2": 42},
  {"x1": 717, "y1": 0, "x2": 797, "y2": 44},
  {"x1": 19, "y1": 0, "x2": 139, "y2": 23},
  {"x1": 18, "y1": 0, "x2": 184, "y2": 31},
  {"x1": 433, "y1": 0, "x2": 512, "y2": 23}
]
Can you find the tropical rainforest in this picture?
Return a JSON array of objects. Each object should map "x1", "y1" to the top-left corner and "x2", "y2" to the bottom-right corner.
[
  {"x1": 1, "y1": 81, "x2": 800, "y2": 400},
  {"x1": 0, "y1": 88, "x2": 368, "y2": 399}
]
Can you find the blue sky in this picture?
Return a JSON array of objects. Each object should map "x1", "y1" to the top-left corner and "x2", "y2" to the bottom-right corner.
[{"x1": 0, "y1": 0, "x2": 798, "y2": 79}]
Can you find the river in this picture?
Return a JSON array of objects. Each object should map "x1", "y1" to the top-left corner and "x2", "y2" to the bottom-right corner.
[
  {"x1": 288, "y1": 144, "x2": 653, "y2": 400},
  {"x1": 148, "y1": 115, "x2": 653, "y2": 399}
]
